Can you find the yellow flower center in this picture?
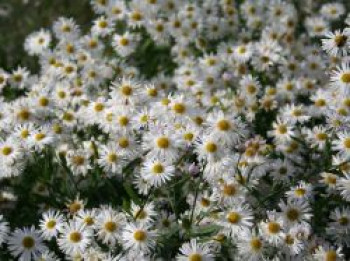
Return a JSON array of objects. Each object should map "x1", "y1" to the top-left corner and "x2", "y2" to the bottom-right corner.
[
  {"x1": 140, "y1": 115, "x2": 149, "y2": 123},
  {"x1": 157, "y1": 137, "x2": 170, "y2": 149},
  {"x1": 98, "y1": 20, "x2": 108, "y2": 28},
  {"x1": 112, "y1": 7, "x2": 122, "y2": 14},
  {"x1": 205, "y1": 142, "x2": 217, "y2": 153},
  {"x1": 103, "y1": 113, "x2": 112, "y2": 122},
  {"x1": 35, "y1": 133, "x2": 46, "y2": 141},
  {"x1": 207, "y1": 58, "x2": 217, "y2": 66},
  {"x1": 184, "y1": 133, "x2": 194, "y2": 141},
  {"x1": 227, "y1": 212, "x2": 241, "y2": 224},
  {"x1": 315, "y1": 99, "x2": 326, "y2": 107},
  {"x1": 69, "y1": 232, "x2": 82, "y2": 243},
  {"x1": 57, "y1": 91, "x2": 66, "y2": 99},
  {"x1": 247, "y1": 84, "x2": 257, "y2": 94},
  {"x1": 46, "y1": 220, "x2": 56, "y2": 229},
  {"x1": 121, "y1": 85, "x2": 132, "y2": 96},
  {"x1": 245, "y1": 147, "x2": 256, "y2": 157},
  {"x1": 13, "y1": 74, "x2": 23, "y2": 82},
  {"x1": 17, "y1": 109, "x2": 30, "y2": 120},
  {"x1": 286, "y1": 208, "x2": 299, "y2": 221},
  {"x1": 63, "y1": 112, "x2": 74, "y2": 122},
  {"x1": 118, "y1": 137, "x2": 129, "y2": 148},
  {"x1": 223, "y1": 184, "x2": 236, "y2": 196},
  {"x1": 217, "y1": 119, "x2": 230, "y2": 131},
  {"x1": 107, "y1": 153, "x2": 118, "y2": 163},
  {"x1": 84, "y1": 217, "x2": 94, "y2": 226},
  {"x1": 267, "y1": 222, "x2": 280, "y2": 234},
  {"x1": 295, "y1": 188, "x2": 306, "y2": 197},
  {"x1": 64, "y1": 65, "x2": 74, "y2": 74},
  {"x1": 337, "y1": 108, "x2": 347, "y2": 116},
  {"x1": 72, "y1": 156, "x2": 85, "y2": 166},
  {"x1": 21, "y1": 129, "x2": 30, "y2": 138},
  {"x1": 330, "y1": 8, "x2": 337, "y2": 15},
  {"x1": 200, "y1": 198, "x2": 210, "y2": 207},
  {"x1": 325, "y1": 251, "x2": 337, "y2": 261},
  {"x1": 285, "y1": 234, "x2": 294, "y2": 245},
  {"x1": 133, "y1": 230, "x2": 146, "y2": 241},
  {"x1": 88, "y1": 40, "x2": 97, "y2": 49},
  {"x1": 250, "y1": 238, "x2": 262, "y2": 251},
  {"x1": 147, "y1": 88, "x2": 158, "y2": 97},
  {"x1": 334, "y1": 35, "x2": 347, "y2": 47},
  {"x1": 152, "y1": 163, "x2": 164, "y2": 174},
  {"x1": 341, "y1": 73, "x2": 350, "y2": 83},
  {"x1": 261, "y1": 56, "x2": 270, "y2": 63},
  {"x1": 210, "y1": 96, "x2": 219, "y2": 104},
  {"x1": 277, "y1": 125, "x2": 287, "y2": 134},
  {"x1": 325, "y1": 175, "x2": 337, "y2": 185},
  {"x1": 69, "y1": 202, "x2": 82, "y2": 213},
  {"x1": 292, "y1": 109, "x2": 302, "y2": 117},
  {"x1": 285, "y1": 83, "x2": 294, "y2": 91},
  {"x1": 119, "y1": 38, "x2": 129, "y2": 46},
  {"x1": 22, "y1": 236, "x2": 35, "y2": 249},
  {"x1": 343, "y1": 98, "x2": 350, "y2": 107},
  {"x1": 186, "y1": 79, "x2": 195, "y2": 87},
  {"x1": 131, "y1": 11, "x2": 143, "y2": 21},
  {"x1": 343, "y1": 138, "x2": 350, "y2": 149},
  {"x1": 314, "y1": 26, "x2": 324, "y2": 33},
  {"x1": 193, "y1": 116, "x2": 204, "y2": 126},
  {"x1": 189, "y1": 254, "x2": 202, "y2": 261},
  {"x1": 316, "y1": 133, "x2": 327, "y2": 141},
  {"x1": 94, "y1": 103, "x2": 104, "y2": 112},
  {"x1": 39, "y1": 97, "x2": 49, "y2": 107},
  {"x1": 104, "y1": 221, "x2": 117, "y2": 232},
  {"x1": 61, "y1": 25, "x2": 71, "y2": 32},
  {"x1": 118, "y1": 116, "x2": 129, "y2": 126},
  {"x1": 161, "y1": 98, "x2": 170, "y2": 106},
  {"x1": 1, "y1": 146, "x2": 13, "y2": 156},
  {"x1": 338, "y1": 217, "x2": 349, "y2": 226},
  {"x1": 173, "y1": 103, "x2": 186, "y2": 114},
  {"x1": 237, "y1": 46, "x2": 246, "y2": 54}
]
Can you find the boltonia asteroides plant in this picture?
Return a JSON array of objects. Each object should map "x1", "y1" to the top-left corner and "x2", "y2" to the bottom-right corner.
[{"x1": 1, "y1": 0, "x2": 350, "y2": 260}]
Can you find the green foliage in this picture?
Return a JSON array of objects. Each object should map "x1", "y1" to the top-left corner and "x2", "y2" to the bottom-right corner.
[{"x1": 0, "y1": 0, "x2": 93, "y2": 72}]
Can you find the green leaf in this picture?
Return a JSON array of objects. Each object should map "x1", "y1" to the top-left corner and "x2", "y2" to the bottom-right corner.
[
  {"x1": 123, "y1": 183, "x2": 141, "y2": 205},
  {"x1": 191, "y1": 224, "x2": 221, "y2": 237}
]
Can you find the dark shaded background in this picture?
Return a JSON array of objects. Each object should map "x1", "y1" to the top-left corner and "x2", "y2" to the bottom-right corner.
[{"x1": 0, "y1": 0, "x2": 93, "y2": 73}]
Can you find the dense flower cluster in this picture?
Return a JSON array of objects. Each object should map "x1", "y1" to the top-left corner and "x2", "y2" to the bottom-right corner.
[{"x1": 1, "y1": 0, "x2": 350, "y2": 260}]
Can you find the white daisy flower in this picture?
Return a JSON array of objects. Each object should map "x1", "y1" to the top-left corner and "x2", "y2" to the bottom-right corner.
[
  {"x1": 330, "y1": 63, "x2": 350, "y2": 95},
  {"x1": 7, "y1": 226, "x2": 47, "y2": 260},
  {"x1": 57, "y1": 221, "x2": 93, "y2": 256},
  {"x1": 112, "y1": 32, "x2": 139, "y2": 57},
  {"x1": 131, "y1": 202, "x2": 157, "y2": 225},
  {"x1": 24, "y1": 29, "x2": 51, "y2": 56},
  {"x1": 236, "y1": 231, "x2": 266, "y2": 261},
  {"x1": 312, "y1": 244, "x2": 343, "y2": 261},
  {"x1": 121, "y1": 223, "x2": 157, "y2": 254},
  {"x1": 39, "y1": 210, "x2": 64, "y2": 240},
  {"x1": 219, "y1": 202, "x2": 254, "y2": 237},
  {"x1": 260, "y1": 211, "x2": 285, "y2": 246},
  {"x1": 333, "y1": 131, "x2": 350, "y2": 160},
  {"x1": 278, "y1": 199, "x2": 312, "y2": 229},
  {"x1": 96, "y1": 207, "x2": 126, "y2": 245},
  {"x1": 141, "y1": 157, "x2": 175, "y2": 187},
  {"x1": 322, "y1": 30, "x2": 350, "y2": 57},
  {"x1": 176, "y1": 239, "x2": 215, "y2": 261},
  {"x1": 0, "y1": 215, "x2": 9, "y2": 245}
]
